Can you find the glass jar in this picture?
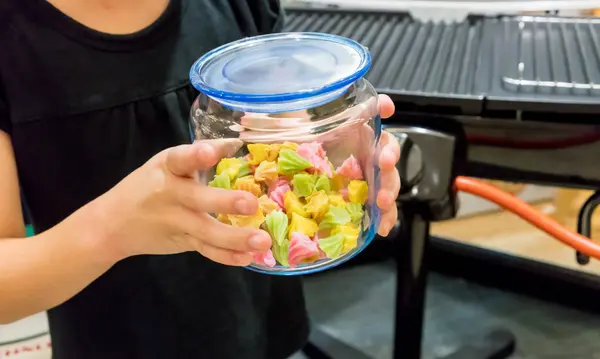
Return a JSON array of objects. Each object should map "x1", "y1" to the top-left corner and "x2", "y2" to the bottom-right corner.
[{"x1": 189, "y1": 33, "x2": 381, "y2": 275}]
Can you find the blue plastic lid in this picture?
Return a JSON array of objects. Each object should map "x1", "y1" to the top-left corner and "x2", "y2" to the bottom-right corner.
[{"x1": 189, "y1": 32, "x2": 371, "y2": 113}]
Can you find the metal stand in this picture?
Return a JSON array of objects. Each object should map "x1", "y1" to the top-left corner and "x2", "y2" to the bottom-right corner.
[
  {"x1": 302, "y1": 125, "x2": 516, "y2": 359},
  {"x1": 393, "y1": 210, "x2": 429, "y2": 359}
]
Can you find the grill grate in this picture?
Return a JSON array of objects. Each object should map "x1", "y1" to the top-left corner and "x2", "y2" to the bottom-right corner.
[{"x1": 284, "y1": 9, "x2": 600, "y2": 116}]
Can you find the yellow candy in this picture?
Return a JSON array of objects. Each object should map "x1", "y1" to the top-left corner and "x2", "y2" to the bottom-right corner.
[
  {"x1": 332, "y1": 225, "x2": 360, "y2": 254},
  {"x1": 289, "y1": 212, "x2": 319, "y2": 239},
  {"x1": 284, "y1": 190, "x2": 309, "y2": 218},
  {"x1": 281, "y1": 141, "x2": 299, "y2": 151},
  {"x1": 267, "y1": 144, "x2": 281, "y2": 162},
  {"x1": 331, "y1": 173, "x2": 349, "y2": 191},
  {"x1": 216, "y1": 158, "x2": 243, "y2": 181},
  {"x1": 258, "y1": 195, "x2": 279, "y2": 215},
  {"x1": 228, "y1": 208, "x2": 265, "y2": 229},
  {"x1": 254, "y1": 161, "x2": 278, "y2": 183},
  {"x1": 304, "y1": 190, "x2": 329, "y2": 221},
  {"x1": 328, "y1": 193, "x2": 346, "y2": 207},
  {"x1": 216, "y1": 213, "x2": 231, "y2": 224},
  {"x1": 247, "y1": 144, "x2": 270, "y2": 165},
  {"x1": 348, "y1": 180, "x2": 369, "y2": 205},
  {"x1": 233, "y1": 176, "x2": 262, "y2": 197}
]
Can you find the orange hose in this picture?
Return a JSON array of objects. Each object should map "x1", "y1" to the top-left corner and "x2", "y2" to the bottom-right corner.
[{"x1": 454, "y1": 176, "x2": 600, "y2": 260}]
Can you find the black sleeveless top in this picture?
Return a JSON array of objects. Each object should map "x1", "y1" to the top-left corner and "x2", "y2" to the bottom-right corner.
[{"x1": 0, "y1": 1, "x2": 308, "y2": 358}]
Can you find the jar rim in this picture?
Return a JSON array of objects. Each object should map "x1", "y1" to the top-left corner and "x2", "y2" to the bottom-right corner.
[{"x1": 189, "y1": 32, "x2": 371, "y2": 109}]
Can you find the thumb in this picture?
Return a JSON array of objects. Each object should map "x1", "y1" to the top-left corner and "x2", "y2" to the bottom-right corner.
[{"x1": 165, "y1": 139, "x2": 243, "y2": 177}]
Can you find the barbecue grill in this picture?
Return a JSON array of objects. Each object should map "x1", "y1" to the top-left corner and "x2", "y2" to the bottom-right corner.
[{"x1": 284, "y1": 5, "x2": 600, "y2": 359}]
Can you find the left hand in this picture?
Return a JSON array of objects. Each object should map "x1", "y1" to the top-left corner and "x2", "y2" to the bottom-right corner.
[{"x1": 375, "y1": 95, "x2": 400, "y2": 237}]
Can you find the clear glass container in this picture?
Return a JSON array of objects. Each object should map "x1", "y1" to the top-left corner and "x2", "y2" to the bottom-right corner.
[{"x1": 189, "y1": 32, "x2": 381, "y2": 275}]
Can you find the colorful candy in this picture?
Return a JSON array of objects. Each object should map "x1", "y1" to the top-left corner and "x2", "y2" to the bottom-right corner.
[
  {"x1": 233, "y1": 176, "x2": 262, "y2": 197},
  {"x1": 348, "y1": 180, "x2": 369, "y2": 205},
  {"x1": 345, "y1": 202, "x2": 364, "y2": 225},
  {"x1": 314, "y1": 175, "x2": 331, "y2": 193},
  {"x1": 228, "y1": 208, "x2": 266, "y2": 229},
  {"x1": 332, "y1": 225, "x2": 360, "y2": 254},
  {"x1": 265, "y1": 210, "x2": 288, "y2": 246},
  {"x1": 336, "y1": 155, "x2": 363, "y2": 180},
  {"x1": 253, "y1": 250, "x2": 276, "y2": 268},
  {"x1": 269, "y1": 183, "x2": 290, "y2": 208},
  {"x1": 288, "y1": 212, "x2": 319, "y2": 239},
  {"x1": 304, "y1": 190, "x2": 329, "y2": 222},
  {"x1": 216, "y1": 157, "x2": 244, "y2": 180},
  {"x1": 208, "y1": 172, "x2": 231, "y2": 190},
  {"x1": 208, "y1": 141, "x2": 371, "y2": 268},
  {"x1": 317, "y1": 232, "x2": 345, "y2": 259},
  {"x1": 277, "y1": 149, "x2": 313, "y2": 175},
  {"x1": 319, "y1": 205, "x2": 351, "y2": 230},
  {"x1": 284, "y1": 191, "x2": 308, "y2": 218},
  {"x1": 289, "y1": 232, "x2": 319, "y2": 266},
  {"x1": 254, "y1": 160, "x2": 278, "y2": 183},
  {"x1": 291, "y1": 173, "x2": 315, "y2": 198},
  {"x1": 247, "y1": 144, "x2": 270, "y2": 165},
  {"x1": 258, "y1": 195, "x2": 280, "y2": 215}
]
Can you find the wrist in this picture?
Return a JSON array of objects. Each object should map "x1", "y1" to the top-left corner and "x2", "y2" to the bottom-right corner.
[{"x1": 54, "y1": 200, "x2": 125, "y2": 266}]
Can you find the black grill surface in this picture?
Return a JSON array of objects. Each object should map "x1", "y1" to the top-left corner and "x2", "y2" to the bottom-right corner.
[{"x1": 284, "y1": 9, "x2": 600, "y2": 116}]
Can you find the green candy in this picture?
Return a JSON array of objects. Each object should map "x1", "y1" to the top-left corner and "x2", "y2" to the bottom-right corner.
[
  {"x1": 265, "y1": 210, "x2": 288, "y2": 246},
  {"x1": 208, "y1": 172, "x2": 231, "y2": 190},
  {"x1": 277, "y1": 149, "x2": 312, "y2": 176},
  {"x1": 319, "y1": 206, "x2": 351, "y2": 230},
  {"x1": 272, "y1": 239, "x2": 290, "y2": 267},
  {"x1": 291, "y1": 173, "x2": 315, "y2": 198},
  {"x1": 318, "y1": 232, "x2": 345, "y2": 259},
  {"x1": 345, "y1": 202, "x2": 364, "y2": 225},
  {"x1": 314, "y1": 175, "x2": 331, "y2": 193},
  {"x1": 236, "y1": 158, "x2": 252, "y2": 179}
]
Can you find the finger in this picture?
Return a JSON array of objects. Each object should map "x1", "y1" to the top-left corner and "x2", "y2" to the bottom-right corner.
[
  {"x1": 173, "y1": 178, "x2": 258, "y2": 215},
  {"x1": 378, "y1": 205, "x2": 398, "y2": 237},
  {"x1": 378, "y1": 132, "x2": 401, "y2": 171},
  {"x1": 202, "y1": 218, "x2": 272, "y2": 252},
  {"x1": 176, "y1": 209, "x2": 273, "y2": 252},
  {"x1": 378, "y1": 95, "x2": 395, "y2": 119},
  {"x1": 190, "y1": 236, "x2": 253, "y2": 266},
  {"x1": 165, "y1": 139, "x2": 243, "y2": 177},
  {"x1": 377, "y1": 170, "x2": 400, "y2": 211}
]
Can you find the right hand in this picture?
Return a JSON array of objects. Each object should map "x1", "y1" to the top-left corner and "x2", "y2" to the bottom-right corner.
[{"x1": 81, "y1": 139, "x2": 272, "y2": 266}]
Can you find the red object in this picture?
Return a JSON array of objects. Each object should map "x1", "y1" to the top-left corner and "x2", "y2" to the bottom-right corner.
[{"x1": 455, "y1": 176, "x2": 600, "y2": 260}]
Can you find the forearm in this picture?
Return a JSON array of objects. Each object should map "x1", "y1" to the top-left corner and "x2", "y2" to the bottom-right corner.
[{"x1": 0, "y1": 209, "x2": 116, "y2": 324}]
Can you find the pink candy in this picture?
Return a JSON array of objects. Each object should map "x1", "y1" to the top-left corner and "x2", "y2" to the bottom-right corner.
[
  {"x1": 268, "y1": 183, "x2": 290, "y2": 208},
  {"x1": 288, "y1": 232, "x2": 319, "y2": 266},
  {"x1": 297, "y1": 142, "x2": 326, "y2": 159},
  {"x1": 253, "y1": 250, "x2": 276, "y2": 268},
  {"x1": 311, "y1": 157, "x2": 333, "y2": 178},
  {"x1": 298, "y1": 142, "x2": 333, "y2": 178},
  {"x1": 268, "y1": 178, "x2": 290, "y2": 194},
  {"x1": 336, "y1": 155, "x2": 363, "y2": 180}
]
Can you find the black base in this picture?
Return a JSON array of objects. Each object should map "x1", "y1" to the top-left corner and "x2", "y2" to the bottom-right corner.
[{"x1": 302, "y1": 328, "x2": 516, "y2": 359}]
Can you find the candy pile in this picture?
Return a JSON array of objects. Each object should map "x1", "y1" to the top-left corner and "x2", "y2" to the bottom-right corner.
[{"x1": 208, "y1": 141, "x2": 369, "y2": 268}]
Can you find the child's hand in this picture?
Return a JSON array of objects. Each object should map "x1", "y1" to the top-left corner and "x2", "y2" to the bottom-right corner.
[
  {"x1": 84, "y1": 139, "x2": 272, "y2": 266},
  {"x1": 375, "y1": 95, "x2": 401, "y2": 237}
]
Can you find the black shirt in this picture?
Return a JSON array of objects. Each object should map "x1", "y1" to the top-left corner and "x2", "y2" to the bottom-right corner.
[{"x1": 0, "y1": 1, "x2": 308, "y2": 358}]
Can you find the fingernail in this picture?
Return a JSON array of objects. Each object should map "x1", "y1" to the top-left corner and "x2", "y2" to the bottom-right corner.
[
  {"x1": 249, "y1": 233, "x2": 270, "y2": 250},
  {"x1": 234, "y1": 198, "x2": 253, "y2": 215}
]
